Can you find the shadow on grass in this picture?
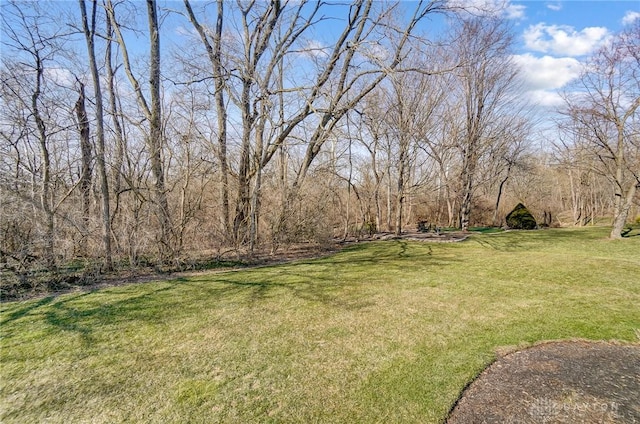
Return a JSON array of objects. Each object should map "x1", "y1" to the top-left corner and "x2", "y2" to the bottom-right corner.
[
  {"x1": 37, "y1": 285, "x2": 179, "y2": 345},
  {"x1": 207, "y1": 276, "x2": 380, "y2": 311},
  {"x1": 0, "y1": 295, "x2": 55, "y2": 326},
  {"x1": 469, "y1": 227, "x2": 504, "y2": 234},
  {"x1": 200, "y1": 240, "x2": 457, "y2": 310},
  {"x1": 471, "y1": 228, "x2": 605, "y2": 251},
  {"x1": 4, "y1": 241, "x2": 458, "y2": 345},
  {"x1": 315, "y1": 240, "x2": 435, "y2": 265}
]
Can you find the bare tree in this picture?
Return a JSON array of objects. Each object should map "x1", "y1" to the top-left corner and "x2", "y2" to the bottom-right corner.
[
  {"x1": 562, "y1": 24, "x2": 640, "y2": 239},
  {"x1": 0, "y1": 2, "x2": 73, "y2": 268},
  {"x1": 181, "y1": 0, "x2": 449, "y2": 249},
  {"x1": 358, "y1": 92, "x2": 390, "y2": 232},
  {"x1": 449, "y1": 16, "x2": 522, "y2": 231},
  {"x1": 183, "y1": 0, "x2": 325, "y2": 248},
  {"x1": 79, "y1": 0, "x2": 112, "y2": 269},
  {"x1": 419, "y1": 110, "x2": 460, "y2": 227},
  {"x1": 182, "y1": 0, "x2": 231, "y2": 240},
  {"x1": 104, "y1": 7, "x2": 125, "y2": 198},
  {"x1": 389, "y1": 77, "x2": 413, "y2": 235},
  {"x1": 73, "y1": 81, "x2": 93, "y2": 254},
  {"x1": 384, "y1": 68, "x2": 446, "y2": 235},
  {"x1": 105, "y1": 0, "x2": 173, "y2": 259},
  {"x1": 269, "y1": 0, "x2": 449, "y2": 246},
  {"x1": 554, "y1": 124, "x2": 602, "y2": 226},
  {"x1": 480, "y1": 118, "x2": 530, "y2": 226}
]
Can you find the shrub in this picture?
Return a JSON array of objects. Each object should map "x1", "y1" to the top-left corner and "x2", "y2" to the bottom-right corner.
[{"x1": 505, "y1": 203, "x2": 538, "y2": 230}]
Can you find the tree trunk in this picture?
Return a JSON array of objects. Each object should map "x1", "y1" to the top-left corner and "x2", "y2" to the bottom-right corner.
[
  {"x1": 374, "y1": 188, "x2": 381, "y2": 234},
  {"x1": 74, "y1": 82, "x2": 92, "y2": 255},
  {"x1": 249, "y1": 166, "x2": 262, "y2": 252},
  {"x1": 146, "y1": 0, "x2": 172, "y2": 260},
  {"x1": 492, "y1": 173, "x2": 509, "y2": 227},
  {"x1": 386, "y1": 159, "x2": 393, "y2": 232},
  {"x1": 610, "y1": 182, "x2": 637, "y2": 239},
  {"x1": 249, "y1": 111, "x2": 267, "y2": 252},
  {"x1": 183, "y1": 0, "x2": 231, "y2": 240},
  {"x1": 106, "y1": 0, "x2": 172, "y2": 261},
  {"x1": 32, "y1": 56, "x2": 55, "y2": 268},
  {"x1": 459, "y1": 150, "x2": 475, "y2": 231},
  {"x1": 213, "y1": 0, "x2": 230, "y2": 239},
  {"x1": 395, "y1": 144, "x2": 406, "y2": 236},
  {"x1": 105, "y1": 14, "x2": 124, "y2": 196},
  {"x1": 371, "y1": 147, "x2": 382, "y2": 233},
  {"x1": 105, "y1": 11, "x2": 127, "y2": 257},
  {"x1": 344, "y1": 137, "x2": 354, "y2": 239},
  {"x1": 234, "y1": 78, "x2": 252, "y2": 246},
  {"x1": 80, "y1": 0, "x2": 112, "y2": 269}
]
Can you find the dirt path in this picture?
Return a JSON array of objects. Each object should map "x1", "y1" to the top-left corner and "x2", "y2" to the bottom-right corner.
[{"x1": 446, "y1": 341, "x2": 640, "y2": 423}]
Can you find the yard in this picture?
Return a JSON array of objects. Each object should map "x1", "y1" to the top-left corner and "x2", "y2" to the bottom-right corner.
[{"x1": 1, "y1": 227, "x2": 639, "y2": 423}]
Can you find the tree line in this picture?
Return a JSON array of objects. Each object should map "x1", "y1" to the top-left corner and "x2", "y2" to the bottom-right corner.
[{"x1": 1, "y1": 0, "x2": 638, "y2": 286}]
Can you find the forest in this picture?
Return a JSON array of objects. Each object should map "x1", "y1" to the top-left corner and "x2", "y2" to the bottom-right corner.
[{"x1": 1, "y1": 0, "x2": 639, "y2": 291}]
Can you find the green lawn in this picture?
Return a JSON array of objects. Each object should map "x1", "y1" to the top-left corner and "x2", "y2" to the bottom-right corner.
[{"x1": 1, "y1": 227, "x2": 639, "y2": 423}]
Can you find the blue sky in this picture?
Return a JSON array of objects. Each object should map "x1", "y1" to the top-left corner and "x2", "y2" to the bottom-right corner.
[
  {"x1": 515, "y1": 0, "x2": 637, "y2": 30},
  {"x1": 170, "y1": 0, "x2": 639, "y2": 109},
  {"x1": 321, "y1": 1, "x2": 637, "y2": 108},
  {"x1": 3, "y1": 0, "x2": 636, "y2": 111},
  {"x1": 494, "y1": 0, "x2": 639, "y2": 107}
]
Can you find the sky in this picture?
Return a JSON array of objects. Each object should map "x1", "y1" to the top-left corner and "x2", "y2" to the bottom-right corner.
[
  {"x1": 494, "y1": 0, "x2": 639, "y2": 108},
  {"x1": 171, "y1": 0, "x2": 640, "y2": 110},
  {"x1": 2, "y1": 0, "x2": 637, "y2": 119}
]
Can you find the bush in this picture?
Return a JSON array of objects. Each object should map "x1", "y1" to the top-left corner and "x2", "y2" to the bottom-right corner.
[{"x1": 505, "y1": 203, "x2": 538, "y2": 230}]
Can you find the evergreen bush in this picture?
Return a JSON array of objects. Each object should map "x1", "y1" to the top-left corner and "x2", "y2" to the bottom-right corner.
[{"x1": 505, "y1": 203, "x2": 537, "y2": 230}]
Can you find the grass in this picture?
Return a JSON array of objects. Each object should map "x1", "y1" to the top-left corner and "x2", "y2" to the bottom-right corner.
[
  {"x1": 1, "y1": 227, "x2": 639, "y2": 423},
  {"x1": 468, "y1": 226, "x2": 504, "y2": 234}
]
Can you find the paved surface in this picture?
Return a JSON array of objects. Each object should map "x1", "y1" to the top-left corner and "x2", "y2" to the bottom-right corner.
[{"x1": 447, "y1": 341, "x2": 640, "y2": 424}]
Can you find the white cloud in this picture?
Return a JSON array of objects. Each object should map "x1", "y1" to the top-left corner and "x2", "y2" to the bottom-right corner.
[
  {"x1": 361, "y1": 41, "x2": 389, "y2": 63},
  {"x1": 546, "y1": 2, "x2": 562, "y2": 12},
  {"x1": 505, "y1": 3, "x2": 526, "y2": 19},
  {"x1": 44, "y1": 67, "x2": 74, "y2": 86},
  {"x1": 528, "y1": 90, "x2": 565, "y2": 107},
  {"x1": 512, "y1": 53, "x2": 582, "y2": 107},
  {"x1": 301, "y1": 40, "x2": 329, "y2": 59},
  {"x1": 448, "y1": 0, "x2": 526, "y2": 20},
  {"x1": 622, "y1": 10, "x2": 640, "y2": 26},
  {"x1": 513, "y1": 53, "x2": 582, "y2": 90},
  {"x1": 523, "y1": 23, "x2": 610, "y2": 56}
]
